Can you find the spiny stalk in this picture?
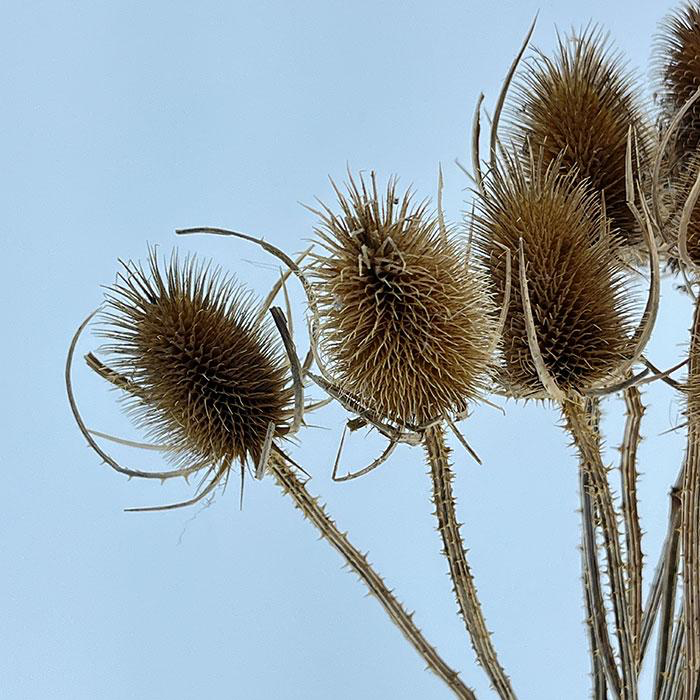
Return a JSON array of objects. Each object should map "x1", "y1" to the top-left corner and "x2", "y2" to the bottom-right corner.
[
  {"x1": 424, "y1": 424, "x2": 515, "y2": 700},
  {"x1": 270, "y1": 453, "x2": 477, "y2": 700}
]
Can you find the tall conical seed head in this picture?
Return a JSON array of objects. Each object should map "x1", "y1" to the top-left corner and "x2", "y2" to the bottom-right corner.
[
  {"x1": 655, "y1": 1, "x2": 700, "y2": 163},
  {"x1": 99, "y1": 250, "x2": 292, "y2": 468},
  {"x1": 509, "y1": 28, "x2": 650, "y2": 247},
  {"x1": 310, "y1": 173, "x2": 496, "y2": 426},
  {"x1": 473, "y1": 157, "x2": 636, "y2": 397}
]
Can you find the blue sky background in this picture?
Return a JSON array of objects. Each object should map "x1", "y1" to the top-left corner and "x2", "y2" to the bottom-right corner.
[{"x1": 0, "y1": 1, "x2": 691, "y2": 698}]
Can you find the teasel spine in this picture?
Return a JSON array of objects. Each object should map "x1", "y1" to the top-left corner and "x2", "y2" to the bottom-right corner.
[{"x1": 425, "y1": 424, "x2": 515, "y2": 700}]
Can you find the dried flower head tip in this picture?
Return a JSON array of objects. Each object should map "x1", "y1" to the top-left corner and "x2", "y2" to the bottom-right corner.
[
  {"x1": 656, "y1": 1, "x2": 700, "y2": 164},
  {"x1": 473, "y1": 155, "x2": 636, "y2": 398},
  {"x1": 310, "y1": 171, "x2": 496, "y2": 427},
  {"x1": 510, "y1": 26, "x2": 650, "y2": 247},
  {"x1": 98, "y1": 249, "x2": 293, "y2": 471}
]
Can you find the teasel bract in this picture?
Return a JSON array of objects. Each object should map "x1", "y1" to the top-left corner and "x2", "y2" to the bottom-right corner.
[
  {"x1": 508, "y1": 26, "x2": 652, "y2": 250},
  {"x1": 472, "y1": 139, "x2": 659, "y2": 698},
  {"x1": 305, "y1": 171, "x2": 517, "y2": 699},
  {"x1": 66, "y1": 249, "x2": 475, "y2": 700}
]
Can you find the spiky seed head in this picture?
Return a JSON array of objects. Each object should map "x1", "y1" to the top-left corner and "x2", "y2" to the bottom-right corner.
[
  {"x1": 509, "y1": 27, "x2": 650, "y2": 247},
  {"x1": 310, "y1": 172, "x2": 496, "y2": 427},
  {"x1": 668, "y1": 152, "x2": 700, "y2": 266},
  {"x1": 99, "y1": 250, "x2": 292, "y2": 469},
  {"x1": 655, "y1": 1, "x2": 700, "y2": 163},
  {"x1": 473, "y1": 155, "x2": 636, "y2": 398}
]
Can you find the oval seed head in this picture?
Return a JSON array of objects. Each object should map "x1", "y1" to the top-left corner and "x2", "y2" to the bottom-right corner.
[
  {"x1": 509, "y1": 27, "x2": 651, "y2": 247},
  {"x1": 473, "y1": 156, "x2": 636, "y2": 398},
  {"x1": 310, "y1": 172, "x2": 496, "y2": 427},
  {"x1": 99, "y1": 250, "x2": 292, "y2": 469},
  {"x1": 655, "y1": 1, "x2": 700, "y2": 164}
]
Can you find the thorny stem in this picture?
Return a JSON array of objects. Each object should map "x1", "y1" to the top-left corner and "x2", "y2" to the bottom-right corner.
[
  {"x1": 563, "y1": 399, "x2": 638, "y2": 700},
  {"x1": 620, "y1": 385, "x2": 645, "y2": 666},
  {"x1": 580, "y1": 456, "x2": 622, "y2": 699},
  {"x1": 682, "y1": 298, "x2": 700, "y2": 698},
  {"x1": 424, "y1": 424, "x2": 516, "y2": 700},
  {"x1": 655, "y1": 481, "x2": 683, "y2": 700},
  {"x1": 269, "y1": 454, "x2": 476, "y2": 700}
]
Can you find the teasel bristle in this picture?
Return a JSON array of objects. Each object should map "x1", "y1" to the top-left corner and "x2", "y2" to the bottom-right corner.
[
  {"x1": 473, "y1": 154, "x2": 637, "y2": 398},
  {"x1": 98, "y1": 249, "x2": 293, "y2": 470},
  {"x1": 310, "y1": 172, "x2": 496, "y2": 427},
  {"x1": 508, "y1": 26, "x2": 651, "y2": 247},
  {"x1": 655, "y1": 1, "x2": 700, "y2": 165}
]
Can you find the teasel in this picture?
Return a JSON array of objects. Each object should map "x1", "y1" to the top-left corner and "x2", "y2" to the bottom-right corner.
[
  {"x1": 65, "y1": 249, "x2": 475, "y2": 700},
  {"x1": 178, "y1": 170, "x2": 516, "y2": 697},
  {"x1": 471, "y1": 138, "x2": 660, "y2": 698},
  {"x1": 302, "y1": 171, "x2": 517, "y2": 700},
  {"x1": 655, "y1": 2, "x2": 700, "y2": 169},
  {"x1": 653, "y1": 8, "x2": 700, "y2": 691},
  {"x1": 507, "y1": 26, "x2": 652, "y2": 250}
]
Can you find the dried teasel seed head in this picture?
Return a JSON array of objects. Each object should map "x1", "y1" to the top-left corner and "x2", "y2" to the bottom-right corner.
[
  {"x1": 310, "y1": 172, "x2": 496, "y2": 427},
  {"x1": 667, "y1": 151, "x2": 700, "y2": 267},
  {"x1": 99, "y1": 250, "x2": 293, "y2": 469},
  {"x1": 509, "y1": 27, "x2": 651, "y2": 247},
  {"x1": 473, "y1": 155, "x2": 636, "y2": 398},
  {"x1": 655, "y1": 1, "x2": 700, "y2": 165}
]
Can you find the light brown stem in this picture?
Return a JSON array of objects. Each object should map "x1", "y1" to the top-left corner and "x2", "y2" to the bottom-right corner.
[
  {"x1": 563, "y1": 400, "x2": 637, "y2": 700},
  {"x1": 580, "y1": 463, "x2": 622, "y2": 699},
  {"x1": 654, "y1": 484, "x2": 683, "y2": 699},
  {"x1": 424, "y1": 424, "x2": 516, "y2": 700},
  {"x1": 269, "y1": 454, "x2": 476, "y2": 700},
  {"x1": 682, "y1": 299, "x2": 700, "y2": 698},
  {"x1": 620, "y1": 385, "x2": 645, "y2": 665}
]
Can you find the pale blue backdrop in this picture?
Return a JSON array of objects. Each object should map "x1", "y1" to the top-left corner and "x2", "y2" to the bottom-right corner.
[{"x1": 0, "y1": 1, "x2": 689, "y2": 698}]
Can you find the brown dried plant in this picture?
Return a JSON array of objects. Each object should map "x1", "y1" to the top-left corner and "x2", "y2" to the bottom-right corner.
[
  {"x1": 508, "y1": 27, "x2": 651, "y2": 248},
  {"x1": 471, "y1": 133, "x2": 659, "y2": 697},
  {"x1": 65, "y1": 249, "x2": 475, "y2": 699},
  {"x1": 654, "y1": 8, "x2": 700, "y2": 695},
  {"x1": 305, "y1": 172, "x2": 516, "y2": 700}
]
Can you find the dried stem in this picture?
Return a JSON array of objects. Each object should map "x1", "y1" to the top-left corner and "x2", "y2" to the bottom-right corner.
[
  {"x1": 269, "y1": 453, "x2": 476, "y2": 700},
  {"x1": 682, "y1": 299, "x2": 700, "y2": 697},
  {"x1": 581, "y1": 462, "x2": 622, "y2": 698},
  {"x1": 641, "y1": 468, "x2": 684, "y2": 667},
  {"x1": 620, "y1": 384, "x2": 645, "y2": 665},
  {"x1": 424, "y1": 424, "x2": 516, "y2": 700},
  {"x1": 563, "y1": 399, "x2": 638, "y2": 699},
  {"x1": 655, "y1": 483, "x2": 683, "y2": 699}
]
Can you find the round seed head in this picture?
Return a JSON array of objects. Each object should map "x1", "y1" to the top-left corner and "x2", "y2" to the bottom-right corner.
[
  {"x1": 655, "y1": 1, "x2": 700, "y2": 164},
  {"x1": 310, "y1": 172, "x2": 496, "y2": 426},
  {"x1": 473, "y1": 155, "x2": 636, "y2": 397},
  {"x1": 99, "y1": 250, "x2": 292, "y2": 469},
  {"x1": 509, "y1": 27, "x2": 651, "y2": 247}
]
